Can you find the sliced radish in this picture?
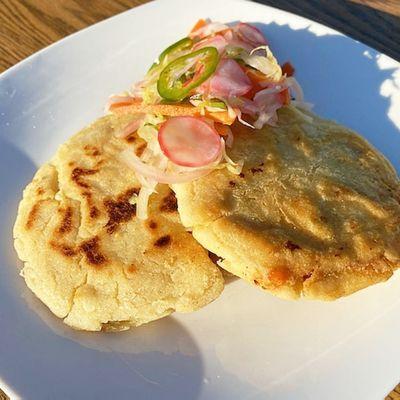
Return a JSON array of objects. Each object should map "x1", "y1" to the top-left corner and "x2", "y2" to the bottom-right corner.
[
  {"x1": 158, "y1": 116, "x2": 222, "y2": 167},
  {"x1": 254, "y1": 86, "x2": 286, "y2": 108},
  {"x1": 193, "y1": 34, "x2": 228, "y2": 54},
  {"x1": 206, "y1": 59, "x2": 252, "y2": 98},
  {"x1": 235, "y1": 23, "x2": 267, "y2": 47}
]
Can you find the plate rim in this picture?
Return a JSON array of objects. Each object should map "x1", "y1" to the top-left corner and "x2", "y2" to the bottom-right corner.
[{"x1": 1, "y1": 0, "x2": 399, "y2": 399}]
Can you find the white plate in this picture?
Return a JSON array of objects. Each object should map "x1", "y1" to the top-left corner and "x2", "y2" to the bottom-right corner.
[{"x1": 1, "y1": 0, "x2": 400, "y2": 398}]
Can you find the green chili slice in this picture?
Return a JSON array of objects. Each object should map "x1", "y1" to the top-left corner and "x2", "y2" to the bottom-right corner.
[
  {"x1": 149, "y1": 37, "x2": 193, "y2": 72},
  {"x1": 157, "y1": 47, "x2": 219, "y2": 101}
]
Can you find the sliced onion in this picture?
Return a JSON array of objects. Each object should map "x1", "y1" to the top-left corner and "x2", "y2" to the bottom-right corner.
[
  {"x1": 253, "y1": 88, "x2": 285, "y2": 129},
  {"x1": 235, "y1": 97, "x2": 259, "y2": 116},
  {"x1": 254, "y1": 87, "x2": 285, "y2": 109},
  {"x1": 158, "y1": 116, "x2": 222, "y2": 167},
  {"x1": 115, "y1": 114, "x2": 145, "y2": 138},
  {"x1": 225, "y1": 126, "x2": 234, "y2": 148},
  {"x1": 137, "y1": 186, "x2": 155, "y2": 220},
  {"x1": 226, "y1": 102, "x2": 239, "y2": 120},
  {"x1": 193, "y1": 34, "x2": 228, "y2": 54},
  {"x1": 235, "y1": 23, "x2": 267, "y2": 47},
  {"x1": 257, "y1": 84, "x2": 287, "y2": 96},
  {"x1": 286, "y1": 77, "x2": 304, "y2": 102},
  {"x1": 206, "y1": 59, "x2": 252, "y2": 98},
  {"x1": 120, "y1": 150, "x2": 213, "y2": 184},
  {"x1": 190, "y1": 22, "x2": 229, "y2": 39}
]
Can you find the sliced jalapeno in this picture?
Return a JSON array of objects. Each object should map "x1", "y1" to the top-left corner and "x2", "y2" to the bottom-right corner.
[
  {"x1": 149, "y1": 37, "x2": 193, "y2": 72},
  {"x1": 157, "y1": 47, "x2": 219, "y2": 101}
]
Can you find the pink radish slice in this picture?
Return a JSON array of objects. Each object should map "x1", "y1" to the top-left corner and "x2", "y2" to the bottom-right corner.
[
  {"x1": 207, "y1": 59, "x2": 252, "y2": 98},
  {"x1": 158, "y1": 116, "x2": 222, "y2": 167},
  {"x1": 193, "y1": 34, "x2": 228, "y2": 54},
  {"x1": 235, "y1": 23, "x2": 267, "y2": 47}
]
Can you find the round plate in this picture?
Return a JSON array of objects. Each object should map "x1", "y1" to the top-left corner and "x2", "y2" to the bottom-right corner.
[{"x1": 1, "y1": 0, "x2": 399, "y2": 398}]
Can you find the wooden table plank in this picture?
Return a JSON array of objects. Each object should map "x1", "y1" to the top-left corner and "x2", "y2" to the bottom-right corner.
[
  {"x1": 0, "y1": 388, "x2": 10, "y2": 400},
  {"x1": 0, "y1": 0, "x2": 151, "y2": 72},
  {"x1": 0, "y1": 0, "x2": 399, "y2": 399},
  {"x1": 351, "y1": 0, "x2": 400, "y2": 16}
]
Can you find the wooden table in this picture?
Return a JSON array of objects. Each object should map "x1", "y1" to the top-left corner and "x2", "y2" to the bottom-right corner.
[{"x1": 0, "y1": 0, "x2": 399, "y2": 399}]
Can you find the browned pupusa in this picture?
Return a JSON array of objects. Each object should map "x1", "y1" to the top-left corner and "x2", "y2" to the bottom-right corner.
[
  {"x1": 173, "y1": 106, "x2": 400, "y2": 300},
  {"x1": 13, "y1": 114, "x2": 223, "y2": 331}
]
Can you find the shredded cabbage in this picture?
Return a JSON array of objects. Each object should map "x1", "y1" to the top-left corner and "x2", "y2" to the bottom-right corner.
[
  {"x1": 225, "y1": 45, "x2": 245, "y2": 59},
  {"x1": 110, "y1": 21, "x2": 313, "y2": 219},
  {"x1": 189, "y1": 97, "x2": 227, "y2": 114},
  {"x1": 131, "y1": 113, "x2": 168, "y2": 219},
  {"x1": 137, "y1": 186, "x2": 155, "y2": 219},
  {"x1": 239, "y1": 46, "x2": 282, "y2": 82},
  {"x1": 220, "y1": 140, "x2": 244, "y2": 175},
  {"x1": 142, "y1": 82, "x2": 161, "y2": 104}
]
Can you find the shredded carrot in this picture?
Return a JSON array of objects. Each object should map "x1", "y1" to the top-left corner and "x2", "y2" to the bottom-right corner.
[
  {"x1": 245, "y1": 68, "x2": 267, "y2": 84},
  {"x1": 281, "y1": 62, "x2": 295, "y2": 77},
  {"x1": 207, "y1": 110, "x2": 236, "y2": 125},
  {"x1": 214, "y1": 123, "x2": 230, "y2": 136},
  {"x1": 109, "y1": 101, "x2": 135, "y2": 109},
  {"x1": 190, "y1": 19, "x2": 207, "y2": 34},
  {"x1": 111, "y1": 100, "x2": 236, "y2": 125},
  {"x1": 241, "y1": 68, "x2": 265, "y2": 99}
]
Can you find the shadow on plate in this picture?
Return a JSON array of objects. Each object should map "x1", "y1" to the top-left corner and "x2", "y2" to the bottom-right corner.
[
  {"x1": 0, "y1": 139, "x2": 205, "y2": 400},
  {"x1": 254, "y1": 21, "x2": 400, "y2": 171}
]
